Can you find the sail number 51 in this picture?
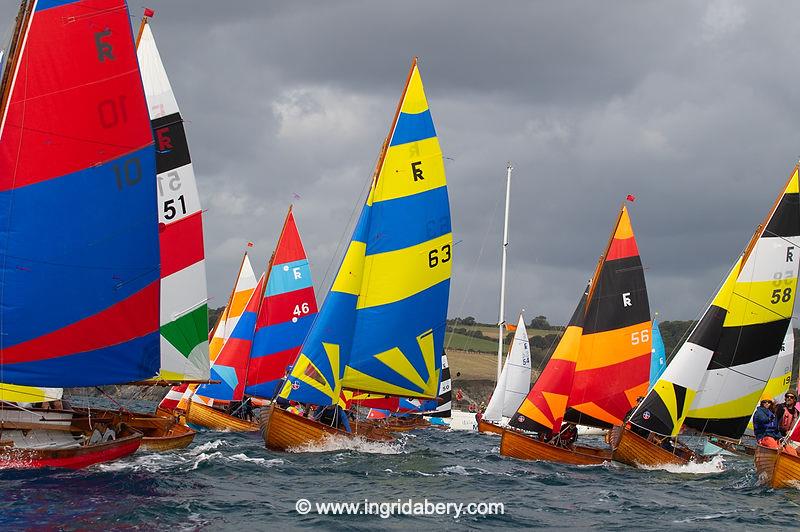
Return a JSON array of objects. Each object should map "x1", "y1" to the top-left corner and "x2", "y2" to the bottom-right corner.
[{"x1": 428, "y1": 244, "x2": 452, "y2": 268}]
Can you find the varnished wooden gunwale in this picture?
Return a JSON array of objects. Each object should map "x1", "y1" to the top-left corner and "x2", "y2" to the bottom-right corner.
[
  {"x1": 185, "y1": 400, "x2": 259, "y2": 432},
  {"x1": 610, "y1": 426, "x2": 688, "y2": 467},
  {"x1": 754, "y1": 444, "x2": 800, "y2": 489},
  {"x1": 477, "y1": 418, "x2": 504, "y2": 435},
  {"x1": 499, "y1": 428, "x2": 611, "y2": 465},
  {"x1": 74, "y1": 408, "x2": 197, "y2": 451},
  {"x1": 260, "y1": 404, "x2": 393, "y2": 452},
  {"x1": 140, "y1": 422, "x2": 196, "y2": 451}
]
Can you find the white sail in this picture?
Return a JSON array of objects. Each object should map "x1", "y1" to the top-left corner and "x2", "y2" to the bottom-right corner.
[
  {"x1": 138, "y1": 21, "x2": 209, "y2": 382},
  {"x1": 483, "y1": 314, "x2": 532, "y2": 421}
]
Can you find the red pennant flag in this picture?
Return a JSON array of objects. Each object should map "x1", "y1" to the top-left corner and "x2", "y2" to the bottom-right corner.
[
  {"x1": 247, "y1": 241, "x2": 254, "y2": 248},
  {"x1": 626, "y1": 194, "x2": 636, "y2": 202},
  {"x1": 143, "y1": 7, "x2": 155, "y2": 17}
]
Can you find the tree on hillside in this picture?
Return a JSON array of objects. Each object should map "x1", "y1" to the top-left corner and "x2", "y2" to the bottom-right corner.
[
  {"x1": 461, "y1": 316, "x2": 477, "y2": 326},
  {"x1": 529, "y1": 315, "x2": 551, "y2": 330}
]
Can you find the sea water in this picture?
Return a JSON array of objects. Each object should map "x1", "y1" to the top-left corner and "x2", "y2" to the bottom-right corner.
[{"x1": 1, "y1": 401, "x2": 799, "y2": 530}]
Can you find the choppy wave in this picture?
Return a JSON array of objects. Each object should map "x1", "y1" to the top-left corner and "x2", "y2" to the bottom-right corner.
[
  {"x1": 640, "y1": 454, "x2": 726, "y2": 474},
  {"x1": 0, "y1": 398, "x2": 792, "y2": 529}
]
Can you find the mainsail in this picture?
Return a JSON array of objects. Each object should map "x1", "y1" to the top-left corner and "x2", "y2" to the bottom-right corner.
[
  {"x1": 511, "y1": 205, "x2": 651, "y2": 432},
  {"x1": 649, "y1": 319, "x2": 667, "y2": 389},
  {"x1": 209, "y1": 254, "x2": 259, "y2": 361},
  {"x1": 483, "y1": 315, "x2": 532, "y2": 421},
  {"x1": 632, "y1": 167, "x2": 800, "y2": 438},
  {"x1": 244, "y1": 208, "x2": 318, "y2": 398},
  {"x1": 137, "y1": 16, "x2": 209, "y2": 382},
  {"x1": 196, "y1": 275, "x2": 266, "y2": 401},
  {"x1": 159, "y1": 253, "x2": 257, "y2": 411},
  {"x1": 0, "y1": 0, "x2": 160, "y2": 386},
  {"x1": 281, "y1": 58, "x2": 451, "y2": 406},
  {"x1": 193, "y1": 208, "x2": 317, "y2": 402}
]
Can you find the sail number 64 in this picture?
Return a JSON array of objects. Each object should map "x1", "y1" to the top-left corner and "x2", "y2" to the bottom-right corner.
[{"x1": 428, "y1": 244, "x2": 452, "y2": 268}]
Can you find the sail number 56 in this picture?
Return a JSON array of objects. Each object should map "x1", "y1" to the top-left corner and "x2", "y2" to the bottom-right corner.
[
  {"x1": 631, "y1": 329, "x2": 650, "y2": 345},
  {"x1": 428, "y1": 244, "x2": 452, "y2": 268}
]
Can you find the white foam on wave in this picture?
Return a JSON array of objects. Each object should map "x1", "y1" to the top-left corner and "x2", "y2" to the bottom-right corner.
[
  {"x1": 287, "y1": 434, "x2": 403, "y2": 454},
  {"x1": 191, "y1": 451, "x2": 223, "y2": 470},
  {"x1": 189, "y1": 439, "x2": 228, "y2": 455},
  {"x1": 640, "y1": 454, "x2": 726, "y2": 474},
  {"x1": 442, "y1": 465, "x2": 489, "y2": 476}
]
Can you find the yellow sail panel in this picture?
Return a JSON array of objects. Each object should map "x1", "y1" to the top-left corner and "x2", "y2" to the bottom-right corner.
[
  {"x1": 376, "y1": 137, "x2": 446, "y2": 202},
  {"x1": 724, "y1": 279, "x2": 796, "y2": 327},
  {"x1": 0, "y1": 384, "x2": 62, "y2": 403},
  {"x1": 330, "y1": 241, "x2": 366, "y2": 296},
  {"x1": 356, "y1": 233, "x2": 452, "y2": 310}
]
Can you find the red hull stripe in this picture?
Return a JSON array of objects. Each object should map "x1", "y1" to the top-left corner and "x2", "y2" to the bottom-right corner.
[
  {"x1": 0, "y1": 436, "x2": 141, "y2": 469},
  {"x1": 605, "y1": 236, "x2": 639, "y2": 262},
  {"x1": 1, "y1": 282, "x2": 159, "y2": 363},
  {"x1": 159, "y1": 212, "x2": 204, "y2": 278}
]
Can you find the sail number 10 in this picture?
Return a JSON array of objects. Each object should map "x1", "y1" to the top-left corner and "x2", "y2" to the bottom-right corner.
[{"x1": 428, "y1": 244, "x2": 452, "y2": 268}]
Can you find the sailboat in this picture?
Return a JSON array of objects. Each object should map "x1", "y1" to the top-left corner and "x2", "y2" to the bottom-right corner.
[
  {"x1": 0, "y1": 0, "x2": 162, "y2": 468},
  {"x1": 259, "y1": 57, "x2": 451, "y2": 451},
  {"x1": 64, "y1": 9, "x2": 211, "y2": 452},
  {"x1": 755, "y1": 399, "x2": 800, "y2": 488},
  {"x1": 479, "y1": 314, "x2": 532, "y2": 434},
  {"x1": 500, "y1": 204, "x2": 652, "y2": 465},
  {"x1": 614, "y1": 165, "x2": 800, "y2": 468},
  {"x1": 158, "y1": 251, "x2": 258, "y2": 424},
  {"x1": 705, "y1": 325, "x2": 794, "y2": 456},
  {"x1": 188, "y1": 207, "x2": 318, "y2": 431}
]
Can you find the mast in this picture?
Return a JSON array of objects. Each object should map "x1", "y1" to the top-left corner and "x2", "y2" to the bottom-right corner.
[
  {"x1": 497, "y1": 163, "x2": 513, "y2": 382},
  {"x1": 0, "y1": 1, "x2": 32, "y2": 140}
]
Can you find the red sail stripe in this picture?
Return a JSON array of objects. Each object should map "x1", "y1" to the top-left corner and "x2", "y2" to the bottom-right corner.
[
  {"x1": 605, "y1": 236, "x2": 639, "y2": 262},
  {"x1": 257, "y1": 286, "x2": 318, "y2": 328},
  {"x1": 159, "y1": 211, "x2": 204, "y2": 278},
  {"x1": 272, "y1": 211, "x2": 307, "y2": 265},
  {"x1": 0, "y1": 0, "x2": 152, "y2": 191},
  {"x1": 0, "y1": 281, "x2": 159, "y2": 363}
]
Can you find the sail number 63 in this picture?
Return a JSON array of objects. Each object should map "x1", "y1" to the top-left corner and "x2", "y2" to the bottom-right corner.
[
  {"x1": 428, "y1": 244, "x2": 452, "y2": 268},
  {"x1": 631, "y1": 329, "x2": 649, "y2": 345}
]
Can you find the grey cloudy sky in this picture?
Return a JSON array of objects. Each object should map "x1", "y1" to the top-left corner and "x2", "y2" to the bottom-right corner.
[{"x1": 4, "y1": 1, "x2": 798, "y2": 326}]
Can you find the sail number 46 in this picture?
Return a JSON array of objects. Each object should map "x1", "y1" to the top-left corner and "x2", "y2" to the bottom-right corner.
[
  {"x1": 631, "y1": 329, "x2": 649, "y2": 345},
  {"x1": 771, "y1": 287, "x2": 792, "y2": 304},
  {"x1": 428, "y1": 244, "x2": 452, "y2": 268}
]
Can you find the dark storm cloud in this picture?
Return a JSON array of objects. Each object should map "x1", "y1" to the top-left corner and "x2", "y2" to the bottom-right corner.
[{"x1": 3, "y1": 1, "x2": 799, "y2": 326}]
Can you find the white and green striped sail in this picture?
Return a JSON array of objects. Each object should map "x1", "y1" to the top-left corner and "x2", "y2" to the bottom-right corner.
[{"x1": 138, "y1": 20, "x2": 209, "y2": 382}]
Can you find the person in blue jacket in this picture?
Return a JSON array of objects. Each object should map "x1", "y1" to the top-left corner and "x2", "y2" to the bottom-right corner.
[{"x1": 753, "y1": 394, "x2": 782, "y2": 445}]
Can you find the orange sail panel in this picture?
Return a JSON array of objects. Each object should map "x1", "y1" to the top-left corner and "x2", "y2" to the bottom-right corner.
[
  {"x1": 566, "y1": 206, "x2": 651, "y2": 427},
  {"x1": 510, "y1": 288, "x2": 586, "y2": 433}
]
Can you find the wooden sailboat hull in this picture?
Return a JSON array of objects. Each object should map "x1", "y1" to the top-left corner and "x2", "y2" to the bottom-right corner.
[
  {"x1": 0, "y1": 410, "x2": 143, "y2": 470},
  {"x1": 477, "y1": 418, "x2": 504, "y2": 435},
  {"x1": 499, "y1": 428, "x2": 611, "y2": 465},
  {"x1": 610, "y1": 426, "x2": 688, "y2": 467},
  {"x1": 74, "y1": 408, "x2": 196, "y2": 451},
  {"x1": 363, "y1": 416, "x2": 430, "y2": 433},
  {"x1": 259, "y1": 404, "x2": 393, "y2": 452},
  {"x1": 185, "y1": 400, "x2": 259, "y2": 432},
  {"x1": 754, "y1": 444, "x2": 800, "y2": 488}
]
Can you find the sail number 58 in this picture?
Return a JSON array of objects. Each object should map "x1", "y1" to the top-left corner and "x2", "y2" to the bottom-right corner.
[
  {"x1": 771, "y1": 287, "x2": 792, "y2": 304},
  {"x1": 428, "y1": 244, "x2": 452, "y2": 268},
  {"x1": 631, "y1": 329, "x2": 649, "y2": 345}
]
